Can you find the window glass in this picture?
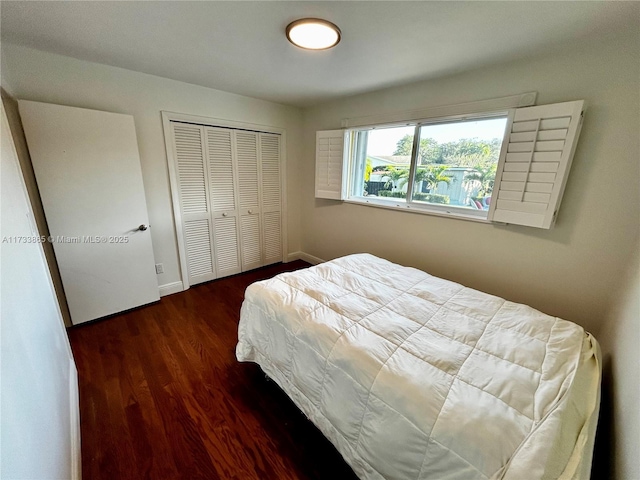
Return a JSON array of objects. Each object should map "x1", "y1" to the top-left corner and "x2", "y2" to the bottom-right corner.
[
  {"x1": 409, "y1": 118, "x2": 507, "y2": 210},
  {"x1": 350, "y1": 126, "x2": 415, "y2": 200},
  {"x1": 347, "y1": 116, "x2": 508, "y2": 218}
]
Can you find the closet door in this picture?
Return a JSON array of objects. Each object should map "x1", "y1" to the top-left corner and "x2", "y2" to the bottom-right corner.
[
  {"x1": 235, "y1": 131, "x2": 263, "y2": 271},
  {"x1": 206, "y1": 127, "x2": 241, "y2": 278},
  {"x1": 173, "y1": 123, "x2": 217, "y2": 285},
  {"x1": 260, "y1": 133, "x2": 283, "y2": 266}
]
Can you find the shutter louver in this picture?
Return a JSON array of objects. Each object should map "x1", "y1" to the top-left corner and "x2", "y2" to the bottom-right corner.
[
  {"x1": 488, "y1": 100, "x2": 584, "y2": 229},
  {"x1": 316, "y1": 130, "x2": 346, "y2": 200}
]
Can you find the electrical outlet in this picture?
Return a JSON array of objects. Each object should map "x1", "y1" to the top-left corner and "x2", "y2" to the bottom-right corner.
[{"x1": 155, "y1": 263, "x2": 164, "y2": 274}]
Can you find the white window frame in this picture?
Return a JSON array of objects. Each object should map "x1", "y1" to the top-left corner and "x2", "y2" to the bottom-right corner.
[
  {"x1": 316, "y1": 92, "x2": 587, "y2": 229},
  {"x1": 344, "y1": 110, "x2": 511, "y2": 222}
]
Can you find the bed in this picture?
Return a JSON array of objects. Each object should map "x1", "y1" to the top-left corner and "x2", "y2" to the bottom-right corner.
[{"x1": 236, "y1": 254, "x2": 601, "y2": 480}]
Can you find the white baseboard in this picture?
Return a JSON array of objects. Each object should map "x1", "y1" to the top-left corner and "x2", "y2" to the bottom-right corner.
[
  {"x1": 69, "y1": 362, "x2": 81, "y2": 480},
  {"x1": 159, "y1": 281, "x2": 184, "y2": 297},
  {"x1": 286, "y1": 251, "x2": 302, "y2": 262},
  {"x1": 287, "y1": 251, "x2": 326, "y2": 265}
]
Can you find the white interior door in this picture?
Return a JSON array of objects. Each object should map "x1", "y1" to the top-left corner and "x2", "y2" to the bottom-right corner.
[{"x1": 19, "y1": 100, "x2": 160, "y2": 325}]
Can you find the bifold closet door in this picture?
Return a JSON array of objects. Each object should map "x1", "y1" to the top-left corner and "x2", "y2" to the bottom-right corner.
[
  {"x1": 260, "y1": 133, "x2": 282, "y2": 266},
  {"x1": 173, "y1": 123, "x2": 217, "y2": 285},
  {"x1": 171, "y1": 121, "x2": 283, "y2": 286},
  {"x1": 235, "y1": 132, "x2": 283, "y2": 269},
  {"x1": 206, "y1": 127, "x2": 242, "y2": 278},
  {"x1": 236, "y1": 131, "x2": 263, "y2": 271}
]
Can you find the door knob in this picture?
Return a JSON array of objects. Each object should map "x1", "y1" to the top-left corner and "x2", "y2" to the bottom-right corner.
[
  {"x1": 222, "y1": 213, "x2": 227, "y2": 217},
  {"x1": 248, "y1": 210, "x2": 253, "y2": 214},
  {"x1": 138, "y1": 224, "x2": 148, "y2": 231}
]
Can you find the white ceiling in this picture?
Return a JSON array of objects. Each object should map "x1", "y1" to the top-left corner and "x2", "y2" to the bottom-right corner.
[{"x1": 1, "y1": 1, "x2": 637, "y2": 107}]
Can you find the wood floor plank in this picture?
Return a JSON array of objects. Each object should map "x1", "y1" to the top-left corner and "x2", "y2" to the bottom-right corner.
[{"x1": 68, "y1": 261, "x2": 358, "y2": 480}]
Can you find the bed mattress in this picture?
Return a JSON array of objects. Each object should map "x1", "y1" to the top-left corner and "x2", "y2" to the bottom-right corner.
[{"x1": 236, "y1": 254, "x2": 601, "y2": 480}]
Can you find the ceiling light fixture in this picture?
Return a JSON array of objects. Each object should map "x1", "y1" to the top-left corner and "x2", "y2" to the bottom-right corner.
[{"x1": 286, "y1": 18, "x2": 341, "y2": 50}]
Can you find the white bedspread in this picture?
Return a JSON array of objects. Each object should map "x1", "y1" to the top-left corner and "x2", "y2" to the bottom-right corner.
[{"x1": 236, "y1": 254, "x2": 600, "y2": 480}]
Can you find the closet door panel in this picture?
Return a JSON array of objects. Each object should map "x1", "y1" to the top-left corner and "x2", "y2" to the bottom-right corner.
[
  {"x1": 240, "y1": 213, "x2": 262, "y2": 270},
  {"x1": 236, "y1": 131, "x2": 263, "y2": 270},
  {"x1": 213, "y1": 216, "x2": 241, "y2": 275},
  {"x1": 236, "y1": 131, "x2": 260, "y2": 212},
  {"x1": 184, "y1": 219, "x2": 215, "y2": 282},
  {"x1": 260, "y1": 133, "x2": 283, "y2": 265},
  {"x1": 175, "y1": 124, "x2": 208, "y2": 215},
  {"x1": 174, "y1": 123, "x2": 216, "y2": 285},
  {"x1": 206, "y1": 127, "x2": 241, "y2": 277},
  {"x1": 208, "y1": 128, "x2": 236, "y2": 211},
  {"x1": 263, "y1": 211, "x2": 282, "y2": 265},
  {"x1": 260, "y1": 133, "x2": 281, "y2": 212}
]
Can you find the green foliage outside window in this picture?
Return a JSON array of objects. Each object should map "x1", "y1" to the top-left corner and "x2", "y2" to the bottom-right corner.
[
  {"x1": 389, "y1": 135, "x2": 501, "y2": 199},
  {"x1": 364, "y1": 158, "x2": 373, "y2": 182},
  {"x1": 463, "y1": 162, "x2": 498, "y2": 197},
  {"x1": 393, "y1": 135, "x2": 501, "y2": 166},
  {"x1": 376, "y1": 165, "x2": 455, "y2": 192}
]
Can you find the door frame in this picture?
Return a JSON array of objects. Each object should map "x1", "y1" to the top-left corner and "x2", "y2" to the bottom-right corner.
[{"x1": 161, "y1": 111, "x2": 288, "y2": 290}]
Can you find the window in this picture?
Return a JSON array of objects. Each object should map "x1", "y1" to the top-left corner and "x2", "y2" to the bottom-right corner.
[
  {"x1": 315, "y1": 98, "x2": 585, "y2": 229},
  {"x1": 347, "y1": 116, "x2": 507, "y2": 218}
]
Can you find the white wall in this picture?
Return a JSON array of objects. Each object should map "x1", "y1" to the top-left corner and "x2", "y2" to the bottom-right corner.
[
  {"x1": 1, "y1": 98, "x2": 80, "y2": 479},
  {"x1": 0, "y1": 43, "x2": 304, "y2": 293},
  {"x1": 1, "y1": 89, "x2": 73, "y2": 326},
  {"x1": 300, "y1": 26, "x2": 639, "y2": 336},
  {"x1": 593, "y1": 244, "x2": 639, "y2": 480},
  {"x1": 301, "y1": 26, "x2": 639, "y2": 479}
]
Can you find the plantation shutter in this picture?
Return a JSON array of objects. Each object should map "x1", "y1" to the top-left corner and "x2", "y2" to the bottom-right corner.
[
  {"x1": 488, "y1": 100, "x2": 585, "y2": 229},
  {"x1": 172, "y1": 123, "x2": 216, "y2": 284},
  {"x1": 206, "y1": 127, "x2": 241, "y2": 278},
  {"x1": 236, "y1": 131, "x2": 263, "y2": 271},
  {"x1": 315, "y1": 130, "x2": 347, "y2": 200},
  {"x1": 260, "y1": 133, "x2": 283, "y2": 266}
]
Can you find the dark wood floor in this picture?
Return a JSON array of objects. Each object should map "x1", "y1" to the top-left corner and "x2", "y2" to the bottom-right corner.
[{"x1": 68, "y1": 261, "x2": 358, "y2": 480}]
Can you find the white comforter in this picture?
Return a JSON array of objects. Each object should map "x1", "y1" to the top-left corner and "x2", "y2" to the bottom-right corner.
[{"x1": 236, "y1": 254, "x2": 600, "y2": 480}]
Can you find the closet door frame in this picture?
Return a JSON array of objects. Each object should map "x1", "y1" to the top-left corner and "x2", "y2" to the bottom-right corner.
[{"x1": 162, "y1": 111, "x2": 287, "y2": 290}]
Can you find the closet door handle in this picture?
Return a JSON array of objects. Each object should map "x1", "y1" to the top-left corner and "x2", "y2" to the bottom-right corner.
[
  {"x1": 248, "y1": 210, "x2": 253, "y2": 214},
  {"x1": 222, "y1": 213, "x2": 227, "y2": 217}
]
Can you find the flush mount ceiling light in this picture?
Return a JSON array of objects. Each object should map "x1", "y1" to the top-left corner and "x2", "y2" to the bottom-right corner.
[{"x1": 286, "y1": 18, "x2": 341, "y2": 50}]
